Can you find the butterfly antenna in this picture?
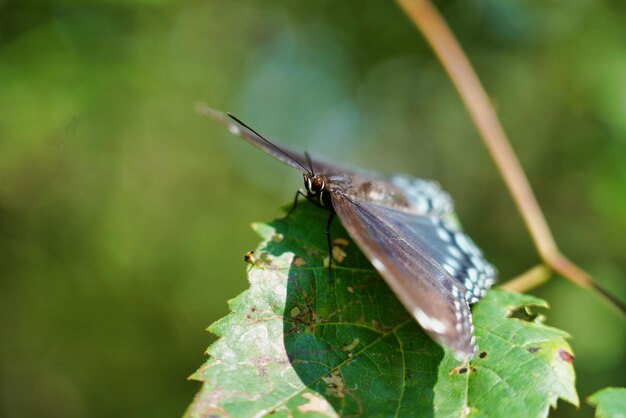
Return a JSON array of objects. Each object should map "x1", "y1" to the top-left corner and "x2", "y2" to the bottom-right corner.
[
  {"x1": 226, "y1": 113, "x2": 311, "y2": 174},
  {"x1": 305, "y1": 151, "x2": 315, "y2": 176}
]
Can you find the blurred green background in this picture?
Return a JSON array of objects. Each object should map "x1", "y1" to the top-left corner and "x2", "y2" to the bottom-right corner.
[{"x1": 1, "y1": 0, "x2": 624, "y2": 417}]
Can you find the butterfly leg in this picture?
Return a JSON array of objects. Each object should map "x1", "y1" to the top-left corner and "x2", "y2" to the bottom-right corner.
[
  {"x1": 281, "y1": 189, "x2": 307, "y2": 220},
  {"x1": 325, "y1": 212, "x2": 335, "y2": 280}
]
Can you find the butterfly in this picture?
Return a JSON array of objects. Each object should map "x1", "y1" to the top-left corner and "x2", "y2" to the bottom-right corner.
[{"x1": 201, "y1": 105, "x2": 497, "y2": 361}]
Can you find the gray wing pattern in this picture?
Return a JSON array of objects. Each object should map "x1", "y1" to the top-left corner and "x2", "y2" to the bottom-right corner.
[
  {"x1": 331, "y1": 191, "x2": 477, "y2": 360},
  {"x1": 389, "y1": 175, "x2": 497, "y2": 303}
]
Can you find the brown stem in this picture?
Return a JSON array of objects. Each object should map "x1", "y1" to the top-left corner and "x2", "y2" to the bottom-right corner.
[
  {"x1": 395, "y1": 0, "x2": 624, "y2": 313},
  {"x1": 498, "y1": 265, "x2": 551, "y2": 293},
  {"x1": 395, "y1": 0, "x2": 558, "y2": 261}
]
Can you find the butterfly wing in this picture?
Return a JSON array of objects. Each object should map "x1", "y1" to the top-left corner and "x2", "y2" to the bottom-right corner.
[
  {"x1": 204, "y1": 105, "x2": 496, "y2": 357},
  {"x1": 199, "y1": 105, "x2": 346, "y2": 175},
  {"x1": 331, "y1": 174, "x2": 497, "y2": 303},
  {"x1": 331, "y1": 189, "x2": 492, "y2": 360},
  {"x1": 388, "y1": 175, "x2": 455, "y2": 217},
  {"x1": 387, "y1": 175, "x2": 497, "y2": 304}
]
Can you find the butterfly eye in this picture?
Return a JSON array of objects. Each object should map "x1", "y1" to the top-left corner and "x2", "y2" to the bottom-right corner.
[{"x1": 310, "y1": 176, "x2": 324, "y2": 193}]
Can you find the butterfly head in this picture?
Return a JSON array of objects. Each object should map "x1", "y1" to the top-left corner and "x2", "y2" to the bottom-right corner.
[
  {"x1": 304, "y1": 173, "x2": 333, "y2": 210},
  {"x1": 304, "y1": 173, "x2": 325, "y2": 194}
]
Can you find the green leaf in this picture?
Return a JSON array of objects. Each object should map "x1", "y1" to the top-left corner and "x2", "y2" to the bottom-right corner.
[
  {"x1": 186, "y1": 202, "x2": 578, "y2": 417},
  {"x1": 588, "y1": 387, "x2": 626, "y2": 418}
]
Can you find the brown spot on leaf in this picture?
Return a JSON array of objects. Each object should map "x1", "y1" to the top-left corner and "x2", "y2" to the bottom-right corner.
[
  {"x1": 342, "y1": 338, "x2": 360, "y2": 352},
  {"x1": 298, "y1": 393, "x2": 332, "y2": 414},
  {"x1": 332, "y1": 237, "x2": 349, "y2": 246},
  {"x1": 558, "y1": 349, "x2": 574, "y2": 364},
  {"x1": 479, "y1": 351, "x2": 488, "y2": 359},
  {"x1": 293, "y1": 257, "x2": 307, "y2": 267},
  {"x1": 449, "y1": 365, "x2": 477, "y2": 376},
  {"x1": 370, "y1": 319, "x2": 395, "y2": 333},
  {"x1": 332, "y1": 246, "x2": 347, "y2": 263},
  {"x1": 322, "y1": 370, "x2": 345, "y2": 398},
  {"x1": 528, "y1": 347, "x2": 541, "y2": 354}
]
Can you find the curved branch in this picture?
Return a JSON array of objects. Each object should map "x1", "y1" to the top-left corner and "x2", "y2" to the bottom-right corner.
[
  {"x1": 395, "y1": 0, "x2": 624, "y2": 316},
  {"x1": 498, "y1": 265, "x2": 551, "y2": 293}
]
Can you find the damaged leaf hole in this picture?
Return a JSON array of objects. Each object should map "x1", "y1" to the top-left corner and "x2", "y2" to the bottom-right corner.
[{"x1": 508, "y1": 305, "x2": 542, "y2": 322}]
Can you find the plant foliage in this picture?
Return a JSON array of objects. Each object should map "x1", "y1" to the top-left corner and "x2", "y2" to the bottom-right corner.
[
  {"x1": 588, "y1": 387, "x2": 626, "y2": 418},
  {"x1": 187, "y1": 202, "x2": 578, "y2": 417}
]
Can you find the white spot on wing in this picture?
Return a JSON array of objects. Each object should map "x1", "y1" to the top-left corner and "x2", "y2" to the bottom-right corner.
[
  {"x1": 447, "y1": 245, "x2": 463, "y2": 259},
  {"x1": 413, "y1": 308, "x2": 448, "y2": 334},
  {"x1": 228, "y1": 124, "x2": 241, "y2": 135},
  {"x1": 437, "y1": 227, "x2": 451, "y2": 243},
  {"x1": 454, "y1": 233, "x2": 472, "y2": 254},
  {"x1": 443, "y1": 263, "x2": 457, "y2": 276},
  {"x1": 445, "y1": 257, "x2": 461, "y2": 270},
  {"x1": 371, "y1": 258, "x2": 386, "y2": 272}
]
